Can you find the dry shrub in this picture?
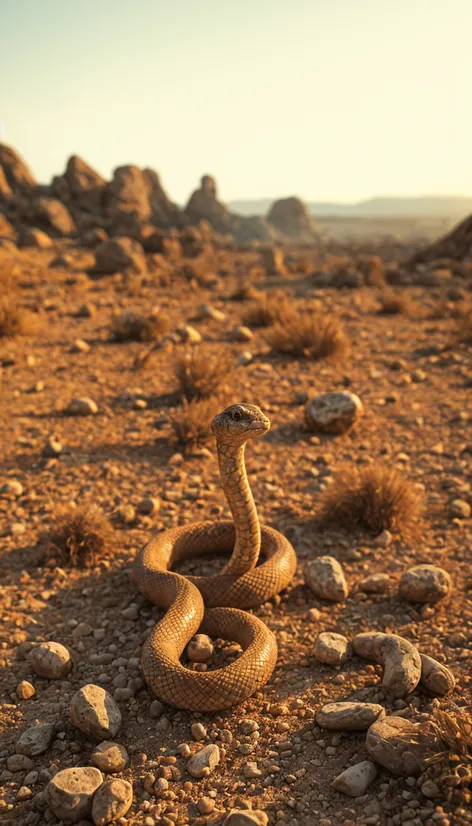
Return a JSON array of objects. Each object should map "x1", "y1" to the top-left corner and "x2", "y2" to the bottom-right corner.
[
  {"x1": 173, "y1": 347, "x2": 234, "y2": 401},
  {"x1": 266, "y1": 306, "x2": 349, "y2": 361},
  {"x1": 242, "y1": 290, "x2": 287, "y2": 328},
  {"x1": 0, "y1": 295, "x2": 39, "y2": 338},
  {"x1": 422, "y1": 707, "x2": 472, "y2": 808},
  {"x1": 110, "y1": 309, "x2": 170, "y2": 342},
  {"x1": 169, "y1": 397, "x2": 220, "y2": 451},
  {"x1": 42, "y1": 503, "x2": 114, "y2": 568},
  {"x1": 317, "y1": 464, "x2": 424, "y2": 538},
  {"x1": 378, "y1": 289, "x2": 414, "y2": 315}
]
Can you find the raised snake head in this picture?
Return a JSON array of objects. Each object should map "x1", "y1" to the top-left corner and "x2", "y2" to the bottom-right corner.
[{"x1": 211, "y1": 403, "x2": 270, "y2": 443}]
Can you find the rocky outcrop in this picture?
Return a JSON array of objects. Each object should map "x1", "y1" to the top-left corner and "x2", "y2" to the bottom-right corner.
[
  {"x1": 51, "y1": 154, "x2": 106, "y2": 211},
  {"x1": 32, "y1": 198, "x2": 77, "y2": 236},
  {"x1": 104, "y1": 165, "x2": 180, "y2": 230},
  {"x1": 408, "y1": 213, "x2": 472, "y2": 265},
  {"x1": 267, "y1": 196, "x2": 318, "y2": 242},
  {"x1": 231, "y1": 214, "x2": 282, "y2": 245},
  {"x1": 0, "y1": 144, "x2": 36, "y2": 194},
  {"x1": 184, "y1": 175, "x2": 231, "y2": 234}
]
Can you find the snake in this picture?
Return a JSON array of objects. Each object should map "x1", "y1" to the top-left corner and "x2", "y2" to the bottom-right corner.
[{"x1": 133, "y1": 403, "x2": 297, "y2": 711}]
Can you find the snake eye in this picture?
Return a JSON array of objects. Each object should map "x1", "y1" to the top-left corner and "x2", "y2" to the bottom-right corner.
[{"x1": 232, "y1": 409, "x2": 243, "y2": 422}]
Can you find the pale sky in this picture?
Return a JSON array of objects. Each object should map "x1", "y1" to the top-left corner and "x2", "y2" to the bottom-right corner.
[{"x1": 1, "y1": 0, "x2": 471, "y2": 204}]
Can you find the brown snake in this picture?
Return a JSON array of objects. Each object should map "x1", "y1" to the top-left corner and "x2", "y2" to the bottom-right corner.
[{"x1": 133, "y1": 403, "x2": 297, "y2": 711}]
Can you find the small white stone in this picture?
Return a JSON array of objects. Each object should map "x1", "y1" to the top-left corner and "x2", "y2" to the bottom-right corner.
[
  {"x1": 314, "y1": 632, "x2": 349, "y2": 665},
  {"x1": 332, "y1": 761, "x2": 377, "y2": 796},
  {"x1": 187, "y1": 744, "x2": 220, "y2": 778}
]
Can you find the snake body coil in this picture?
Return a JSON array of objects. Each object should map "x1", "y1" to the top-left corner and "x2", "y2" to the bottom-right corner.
[{"x1": 133, "y1": 404, "x2": 297, "y2": 711}]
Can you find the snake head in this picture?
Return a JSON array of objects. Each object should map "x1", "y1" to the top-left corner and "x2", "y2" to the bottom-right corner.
[{"x1": 211, "y1": 404, "x2": 270, "y2": 442}]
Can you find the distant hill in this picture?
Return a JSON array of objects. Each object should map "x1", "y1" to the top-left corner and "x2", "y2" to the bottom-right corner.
[{"x1": 228, "y1": 195, "x2": 472, "y2": 219}]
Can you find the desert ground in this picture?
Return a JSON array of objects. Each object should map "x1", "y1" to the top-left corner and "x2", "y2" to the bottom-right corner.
[{"x1": 0, "y1": 225, "x2": 471, "y2": 826}]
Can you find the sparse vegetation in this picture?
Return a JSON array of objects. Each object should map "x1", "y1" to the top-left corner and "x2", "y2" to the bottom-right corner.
[
  {"x1": 42, "y1": 503, "x2": 114, "y2": 568},
  {"x1": 173, "y1": 347, "x2": 234, "y2": 401},
  {"x1": 422, "y1": 707, "x2": 472, "y2": 808},
  {"x1": 266, "y1": 306, "x2": 349, "y2": 361},
  {"x1": 317, "y1": 464, "x2": 424, "y2": 538},
  {"x1": 110, "y1": 309, "x2": 170, "y2": 342},
  {"x1": 0, "y1": 295, "x2": 39, "y2": 338},
  {"x1": 242, "y1": 290, "x2": 287, "y2": 328},
  {"x1": 169, "y1": 397, "x2": 220, "y2": 451},
  {"x1": 378, "y1": 289, "x2": 414, "y2": 315}
]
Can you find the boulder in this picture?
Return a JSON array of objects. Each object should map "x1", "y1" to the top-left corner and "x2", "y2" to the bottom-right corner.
[
  {"x1": 104, "y1": 164, "x2": 180, "y2": 228},
  {"x1": 46, "y1": 766, "x2": 103, "y2": 823},
  {"x1": 0, "y1": 166, "x2": 13, "y2": 198},
  {"x1": 184, "y1": 175, "x2": 231, "y2": 234},
  {"x1": 366, "y1": 715, "x2": 429, "y2": 775},
  {"x1": 20, "y1": 228, "x2": 53, "y2": 248},
  {"x1": 231, "y1": 214, "x2": 281, "y2": 245},
  {"x1": 32, "y1": 197, "x2": 76, "y2": 236},
  {"x1": 65, "y1": 154, "x2": 106, "y2": 202},
  {"x1": 91, "y1": 778, "x2": 133, "y2": 825},
  {"x1": 94, "y1": 236, "x2": 146, "y2": 274},
  {"x1": 260, "y1": 246, "x2": 287, "y2": 276},
  {"x1": 0, "y1": 144, "x2": 36, "y2": 193},
  {"x1": 267, "y1": 196, "x2": 318, "y2": 242},
  {"x1": 305, "y1": 391, "x2": 363, "y2": 435},
  {"x1": 0, "y1": 213, "x2": 16, "y2": 239}
]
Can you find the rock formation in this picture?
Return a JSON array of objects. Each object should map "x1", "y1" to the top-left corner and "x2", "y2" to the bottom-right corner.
[
  {"x1": 267, "y1": 196, "x2": 318, "y2": 243},
  {"x1": 184, "y1": 175, "x2": 231, "y2": 234},
  {"x1": 51, "y1": 155, "x2": 106, "y2": 211},
  {"x1": 104, "y1": 165, "x2": 181, "y2": 231},
  {"x1": 408, "y1": 213, "x2": 472, "y2": 265},
  {"x1": 0, "y1": 144, "x2": 37, "y2": 194}
]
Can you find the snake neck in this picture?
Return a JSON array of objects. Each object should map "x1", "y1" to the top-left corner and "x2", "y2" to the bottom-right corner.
[{"x1": 217, "y1": 439, "x2": 261, "y2": 576}]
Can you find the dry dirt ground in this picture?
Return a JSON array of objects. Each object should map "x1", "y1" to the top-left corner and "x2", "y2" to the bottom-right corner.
[{"x1": 0, "y1": 242, "x2": 471, "y2": 826}]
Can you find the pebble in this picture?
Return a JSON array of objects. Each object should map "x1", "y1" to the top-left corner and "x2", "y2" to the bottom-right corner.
[
  {"x1": 65, "y1": 396, "x2": 98, "y2": 416},
  {"x1": 305, "y1": 556, "x2": 349, "y2": 602},
  {"x1": 187, "y1": 634, "x2": 214, "y2": 663},
  {"x1": 314, "y1": 632, "x2": 350, "y2": 665},
  {"x1": 91, "y1": 778, "x2": 133, "y2": 825},
  {"x1": 374, "y1": 529, "x2": 392, "y2": 547},
  {"x1": 7, "y1": 753, "x2": 34, "y2": 772},
  {"x1": 0, "y1": 480, "x2": 23, "y2": 497},
  {"x1": 16, "y1": 723, "x2": 54, "y2": 757},
  {"x1": 366, "y1": 715, "x2": 429, "y2": 775},
  {"x1": 316, "y1": 702, "x2": 386, "y2": 730},
  {"x1": 359, "y1": 573, "x2": 390, "y2": 593},
  {"x1": 191, "y1": 722, "x2": 207, "y2": 741},
  {"x1": 16, "y1": 786, "x2": 32, "y2": 801},
  {"x1": 197, "y1": 304, "x2": 226, "y2": 322},
  {"x1": 399, "y1": 565, "x2": 451, "y2": 603},
  {"x1": 198, "y1": 796, "x2": 216, "y2": 814},
  {"x1": 71, "y1": 338, "x2": 91, "y2": 353},
  {"x1": 178, "y1": 324, "x2": 202, "y2": 344},
  {"x1": 305, "y1": 391, "x2": 363, "y2": 434},
  {"x1": 450, "y1": 499, "x2": 471, "y2": 518},
  {"x1": 229, "y1": 324, "x2": 254, "y2": 341},
  {"x1": 137, "y1": 497, "x2": 161, "y2": 515},
  {"x1": 70, "y1": 684, "x2": 122, "y2": 739},
  {"x1": 237, "y1": 350, "x2": 253, "y2": 366},
  {"x1": 46, "y1": 766, "x2": 103, "y2": 823},
  {"x1": 331, "y1": 761, "x2": 377, "y2": 796},
  {"x1": 223, "y1": 810, "x2": 269, "y2": 826},
  {"x1": 16, "y1": 680, "x2": 35, "y2": 699},
  {"x1": 187, "y1": 744, "x2": 220, "y2": 778},
  {"x1": 91, "y1": 742, "x2": 129, "y2": 773},
  {"x1": 42, "y1": 436, "x2": 64, "y2": 457},
  {"x1": 419, "y1": 654, "x2": 456, "y2": 695}
]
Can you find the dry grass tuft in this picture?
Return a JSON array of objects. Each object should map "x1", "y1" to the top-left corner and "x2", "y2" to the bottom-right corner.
[
  {"x1": 173, "y1": 347, "x2": 234, "y2": 401},
  {"x1": 242, "y1": 290, "x2": 287, "y2": 328},
  {"x1": 317, "y1": 464, "x2": 424, "y2": 538},
  {"x1": 266, "y1": 306, "x2": 349, "y2": 362},
  {"x1": 378, "y1": 289, "x2": 414, "y2": 316},
  {"x1": 0, "y1": 295, "x2": 39, "y2": 338},
  {"x1": 422, "y1": 707, "x2": 472, "y2": 808},
  {"x1": 110, "y1": 309, "x2": 170, "y2": 343},
  {"x1": 42, "y1": 503, "x2": 114, "y2": 568},
  {"x1": 169, "y1": 397, "x2": 220, "y2": 451}
]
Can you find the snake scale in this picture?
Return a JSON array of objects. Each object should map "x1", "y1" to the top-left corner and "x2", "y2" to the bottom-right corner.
[{"x1": 133, "y1": 403, "x2": 297, "y2": 711}]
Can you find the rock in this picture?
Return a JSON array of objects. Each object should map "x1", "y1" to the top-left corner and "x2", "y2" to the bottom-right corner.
[
  {"x1": 29, "y1": 641, "x2": 72, "y2": 679},
  {"x1": 0, "y1": 144, "x2": 36, "y2": 193},
  {"x1": 16, "y1": 680, "x2": 35, "y2": 699},
  {"x1": 354, "y1": 632, "x2": 422, "y2": 698},
  {"x1": 184, "y1": 175, "x2": 231, "y2": 234},
  {"x1": 187, "y1": 744, "x2": 220, "y2": 778},
  {"x1": 91, "y1": 742, "x2": 129, "y2": 774},
  {"x1": 450, "y1": 498, "x2": 471, "y2": 518},
  {"x1": 0, "y1": 213, "x2": 16, "y2": 239},
  {"x1": 94, "y1": 236, "x2": 146, "y2": 274},
  {"x1": 331, "y1": 761, "x2": 377, "y2": 797},
  {"x1": 419, "y1": 654, "x2": 455, "y2": 695},
  {"x1": 7, "y1": 754, "x2": 34, "y2": 772},
  {"x1": 83, "y1": 227, "x2": 109, "y2": 247},
  {"x1": 62, "y1": 154, "x2": 106, "y2": 204},
  {"x1": 223, "y1": 810, "x2": 268, "y2": 826},
  {"x1": 187, "y1": 634, "x2": 214, "y2": 663},
  {"x1": 231, "y1": 214, "x2": 281, "y2": 245},
  {"x1": 16, "y1": 723, "x2": 54, "y2": 757},
  {"x1": 46, "y1": 766, "x2": 103, "y2": 824},
  {"x1": 137, "y1": 497, "x2": 161, "y2": 515},
  {"x1": 20, "y1": 228, "x2": 53, "y2": 248},
  {"x1": 421, "y1": 779, "x2": 441, "y2": 799},
  {"x1": 70, "y1": 684, "x2": 122, "y2": 740},
  {"x1": 198, "y1": 796, "x2": 216, "y2": 815},
  {"x1": 196, "y1": 304, "x2": 226, "y2": 322},
  {"x1": 267, "y1": 196, "x2": 318, "y2": 242},
  {"x1": 260, "y1": 246, "x2": 287, "y2": 276},
  {"x1": 71, "y1": 338, "x2": 90, "y2": 354},
  {"x1": 374, "y1": 529, "x2": 392, "y2": 547},
  {"x1": 316, "y1": 702, "x2": 386, "y2": 730},
  {"x1": 305, "y1": 556, "x2": 349, "y2": 602},
  {"x1": 305, "y1": 391, "x2": 363, "y2": 434},
  {"x1": 91, "y1": 778, "x2": 133, "y2": 825},
  {"x1": 314, "y1": 632, "x2": 350, "y2": 665},
  {"x1": 42, "y1": 436, "x2": 64, "y2": 457},
  {"x1": 191, "y1": 722, "x2": 207, "y2": 741},
  {"x1": 399, "y1": 565, "x2": 451, "y2": 603},
  {"x1": 33, "y1": 197, "x2": 76, "y2": 236},
  {"x1": 0, "y1": 479, "x2": 23, "y2": 497},
  {"x1": 366, "y1": 715, "x2": 429, "y2": 775},
  {"x1": 229, "y1": 325, "x2": 254, "y2": 342},
  {"x1": 105, "y1": 164, "x2": 180, "y2": 229},
  {"x1": 177, "y1": 324, "x2": 202, "y2": 344},
  {"x1": 16, "y1": 786, "x2": 32, "y2": 801},
  {"x1": 359, "y1": 573, "x2": 390, "y2": 593},
  {"x1": 0, "y1": 164, "x2": 13, "y2": 197},
  {"x1": 65, "y1": 397, "x2": 98, "y2": 416}
]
